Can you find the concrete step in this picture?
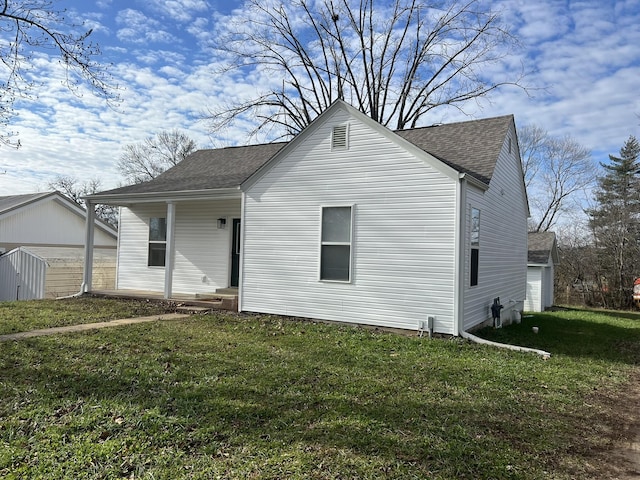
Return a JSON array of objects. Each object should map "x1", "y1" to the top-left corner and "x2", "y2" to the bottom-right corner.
[
  {"x1": 195, "y1": 291, "x2": 237, "y2": 300},
  {"x1": 215, "y1": 288, "x2": 239, "y2": 295}
]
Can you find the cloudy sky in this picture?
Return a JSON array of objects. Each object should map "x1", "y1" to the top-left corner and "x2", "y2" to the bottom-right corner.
[{"x1": 1, "y1": 0, "x2": 639, "y2": 196}]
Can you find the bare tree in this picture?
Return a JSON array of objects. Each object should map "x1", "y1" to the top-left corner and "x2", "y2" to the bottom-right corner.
[
  {"x1": 519, "y1": 125, "x2": 594, "y2": 233},
  {"x1": 553, "y1": 219, "x2": 599, "y2": 306},
  {"x1": 519, "y1": 124, "x2": 548, "y2": 190},
  {"x1": 117, "y1": 130, "x2": 198, "y2": 184},
  {"x1": 207, "y1": 0, "x2": 527, "y2": 140},
  {"x1": 1, "y1": 0, "x2": 118, "y2": 147},
  {"x1": 48, "y1": 175, "x2": 118, "y2": 227}
]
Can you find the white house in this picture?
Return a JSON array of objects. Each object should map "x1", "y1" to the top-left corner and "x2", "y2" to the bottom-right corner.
[
  {"x1": 525, "y1": 232, "x2": 558, "y2": 312},
  {"x1": 83, "y1": 100, "x2": 529, "y2": 335}
]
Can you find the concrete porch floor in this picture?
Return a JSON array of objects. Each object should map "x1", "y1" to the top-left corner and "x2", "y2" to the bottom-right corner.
[{"x1": 89, "y1": 288, "x2": 238, "y2": 310}]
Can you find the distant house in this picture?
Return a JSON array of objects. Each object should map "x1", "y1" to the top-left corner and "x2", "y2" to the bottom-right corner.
[
  {"x1": 0, "y1": 191, "x2": 116, "y2": 252},
  {"x1": 0, "y1": 191, "x2": 117, "y2": 300},
  {"x1": 525, "y1": 232, "x2": 558, "y2": 312},
  {"x1": 84, "y1": 100, "x2": 529, "y2": 335}
]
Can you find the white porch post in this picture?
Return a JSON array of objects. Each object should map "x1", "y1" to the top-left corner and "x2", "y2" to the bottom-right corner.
[
  {"x1": 81, "y1": 200, "x2": 95, "y2": 293},
  {"x1": 163, "y1": 201, "x2": 176, "y2": 299}
]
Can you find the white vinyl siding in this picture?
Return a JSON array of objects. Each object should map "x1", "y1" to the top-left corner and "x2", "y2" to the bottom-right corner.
[
  {"x1": 462, "y1": 127, "x2": 528, "y2": 330},
  {"x1": 0, "y1": 197, "x2": 116, "y2": 249},
  {"x1": 117, "y1": 199, "x2": 240, "y2": 293},
  {"x1": 544, "y1": 264, "x2": 555, "y2": 309},
  {"x1": 242, "y1": 107, "x2": 458, "y2": 334}
]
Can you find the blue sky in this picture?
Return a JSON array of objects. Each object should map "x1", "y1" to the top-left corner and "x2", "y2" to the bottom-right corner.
[{"x1": 1, "y1": 0, "x2": 639, "y2": 196}]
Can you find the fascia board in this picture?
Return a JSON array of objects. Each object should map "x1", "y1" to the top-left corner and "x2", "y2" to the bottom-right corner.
[{"x1": 84, "y1": 187, "x2": 242, "y2": 206}]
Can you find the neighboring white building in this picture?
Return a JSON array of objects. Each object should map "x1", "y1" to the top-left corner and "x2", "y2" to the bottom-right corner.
[
  {"x1": 84, "y1": 100, "x2": 529, "y2": 335},
  {"x1": 525, "y1": 232, "x2": 558, "y2": 312},
  {"x1": 0, "y1": 192, "x2": 117, "y2": 300},
  {"x1": 0, "y1": 191, "x2": 117, "y2": 252}
]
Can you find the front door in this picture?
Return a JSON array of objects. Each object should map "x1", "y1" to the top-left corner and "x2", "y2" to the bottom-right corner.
[{"x1": 230, "y1": 218, "x2": 241, "y2": 287}]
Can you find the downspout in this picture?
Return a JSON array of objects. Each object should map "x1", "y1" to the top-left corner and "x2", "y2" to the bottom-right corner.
[{"x1": 460, "y1": 330, "x2": 551, "y2": 359}]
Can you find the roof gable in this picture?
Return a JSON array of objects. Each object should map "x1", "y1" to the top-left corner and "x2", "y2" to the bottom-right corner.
[
  {"x1": 0, "y1": 192, "x2": 53, "y2": 215},
  {"x1": 0, "y1": 191, "x2": 117, "y2": 238},
  {"x1": 89, "y1": 100, "x2": 514, "y2": 200}
]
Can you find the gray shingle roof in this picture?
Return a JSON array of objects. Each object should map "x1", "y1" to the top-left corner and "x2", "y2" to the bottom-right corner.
[
  {"x1": 395, "y1": 115, "x2": 514, "y2": 185},
  {"x1": 93, "y1": 113, "x2": 513, "y2": 198},
  {"x1": 0, "y1": 192, "x2": 54, "y2": 215},
  {"x1": 528, "y1": 232, "x2": 557, "y2": 264},
  {"x1": 96, "y1": 143, "x2": 287, "y2": 196}
]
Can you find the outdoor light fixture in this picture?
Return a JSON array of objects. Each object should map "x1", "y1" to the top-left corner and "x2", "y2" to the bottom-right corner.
[{"x1": 217, "y1": 217, "x2": 227, "y2": 229}]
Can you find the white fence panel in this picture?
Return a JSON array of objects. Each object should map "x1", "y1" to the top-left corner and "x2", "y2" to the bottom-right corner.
[{"x1": 0, "y1": 248, "x2": 47, "y2": 301}]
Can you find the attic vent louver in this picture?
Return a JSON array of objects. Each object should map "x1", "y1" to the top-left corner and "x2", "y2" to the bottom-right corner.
[{"x1": 332, "y1": 124, "x2": 348, "y2": 150}]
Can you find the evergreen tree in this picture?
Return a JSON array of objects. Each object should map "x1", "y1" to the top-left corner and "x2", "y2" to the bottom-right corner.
[{"x1": 589, "y1": 136, "x2": 640, "y2": 308}]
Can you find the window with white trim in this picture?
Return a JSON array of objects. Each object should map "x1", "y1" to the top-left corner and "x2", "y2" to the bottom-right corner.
[
  {"x1": 470, "y1": 208, "x2": 480, "y2": 286},
  {"x1": 148, "y1": 217, "x2": 167, "y2": 267},
  {"x1": 320, "y1": 206, "x2": 352, "y2": 282}
]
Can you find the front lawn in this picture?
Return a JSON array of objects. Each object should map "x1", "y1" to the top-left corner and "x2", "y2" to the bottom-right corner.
[
  {"x1": 0, "y1": 297, "x2": 174, "y2": 335},
  {"x1": 0, "y1": 303, "x2": 638, "y2": 479}
]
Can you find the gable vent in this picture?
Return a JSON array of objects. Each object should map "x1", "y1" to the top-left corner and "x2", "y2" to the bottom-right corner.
[{"x1": 332, "y1": 124, "x2": 348, "y2": 150}]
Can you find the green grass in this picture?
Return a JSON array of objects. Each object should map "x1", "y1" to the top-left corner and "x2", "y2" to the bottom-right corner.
[
  {"x1": 0, "y1": 297, "x2": 174, "y2": 335},
  {"x1": 0, "y1": 302, "x2": 638, "y2": 479},
  {"x1": 477, "y1": 307, "x2": 640, "y2": 365}
]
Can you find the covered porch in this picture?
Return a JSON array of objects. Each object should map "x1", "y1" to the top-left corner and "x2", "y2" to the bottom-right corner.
[{"x1": 81, "y1": 190, "x2": 243, "y2": 308}]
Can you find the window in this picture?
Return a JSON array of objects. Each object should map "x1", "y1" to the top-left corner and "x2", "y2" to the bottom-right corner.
[
  {"x1": 320, "y1": 206, "x2": 352, "y2": 281},
  {"x1": 470, "y1": 208, "x2": 480, "y2": 286},
  {"x1": 148, "y1": 217, "x2": 167, "y2": 267}
]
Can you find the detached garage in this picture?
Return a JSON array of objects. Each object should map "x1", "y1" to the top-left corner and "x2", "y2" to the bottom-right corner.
[{"x1": 525, "y1": 232, "x2": 558, "y2": 312}]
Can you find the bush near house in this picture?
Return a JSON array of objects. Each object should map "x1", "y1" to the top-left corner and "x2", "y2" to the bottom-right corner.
[{"x1": 0, "y1": 301, "x2": 638, "y2": 479}]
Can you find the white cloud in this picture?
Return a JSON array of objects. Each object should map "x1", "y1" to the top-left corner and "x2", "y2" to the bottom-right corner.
[
  {"x1": 116, "y1": 9, "x2": 178, "y2": 45},
  {"x1": 148, "y1": 0, "x2": 210, "y2": 22},
  {"x1": 2, "y1": 0, "x2": 639, "y2": 199}
]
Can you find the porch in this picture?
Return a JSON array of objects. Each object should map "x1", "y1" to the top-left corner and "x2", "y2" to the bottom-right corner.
[{"x1": 90, "y1": 287, "x2": 239, "y2": 312}]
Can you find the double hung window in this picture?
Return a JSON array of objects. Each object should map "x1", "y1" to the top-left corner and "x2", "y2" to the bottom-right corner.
[
  {"x1": 148, "y1": 217, "x2": 167, "y2": 267},
  {"x1": 320, "y1": 206, "x2": 352, "y2": 282}
]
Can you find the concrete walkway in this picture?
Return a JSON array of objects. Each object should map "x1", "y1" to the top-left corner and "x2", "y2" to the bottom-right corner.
[{"x1": 0, "y1": 313, "x2": 190, "y2": 342}]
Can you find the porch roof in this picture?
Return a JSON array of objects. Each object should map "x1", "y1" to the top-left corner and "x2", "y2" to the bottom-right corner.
[{"x1": 86, "y1": 143, "x2": 286, "y2": 203}]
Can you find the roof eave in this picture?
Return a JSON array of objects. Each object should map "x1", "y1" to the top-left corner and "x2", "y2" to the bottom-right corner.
[
  {"x1": 460, "y1": 173, "x2": 489, "y2": 191},
  {"x1": 84, "y1": 187, "x2": 242, "y2": 206}
]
